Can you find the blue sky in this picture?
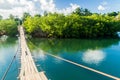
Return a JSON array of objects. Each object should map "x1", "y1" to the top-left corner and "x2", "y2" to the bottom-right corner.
[
  {"x1": 55, "y1": 0, "x2": 120, "y2": 13},
  {"x1": 0, "y1": 0, "x2": 120, "y2": 18}
]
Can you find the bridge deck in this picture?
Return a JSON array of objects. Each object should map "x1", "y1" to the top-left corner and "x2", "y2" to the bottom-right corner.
[{"x1": 18, "y1": 26, "x2": 48, "y2": 80}]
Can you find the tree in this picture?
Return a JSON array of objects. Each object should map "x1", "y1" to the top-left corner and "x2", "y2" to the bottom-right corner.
[
  {"x1": 34, "y1": 14, "x2": 41, "y2": 17},
  {"x1": 0, "y1": 15, "x2": 2, "y2": 20},
  {"x1": 14, "y1": 16, "x2": 22, "y2": 25},
  {"x1": 115, "y1": 13, "x2": 120, "y2": 20},
  {"x1": 22, "y1": 12, "x2": 31, "y2": 22},
  {"x1": 84, "y1": 8, "x2": 92, "y2": 16},
  {"x1": 73, "y1": 7, "x2": 92, "y2": 16},
  {"x1": 23, "y1": 9, "x2": 120, "y2": 38},
  {"x1": 107, "y1": 12, "x2": 118, "y2": 16},
  {"x1": 9, "y1": 14, "x2": 15, "y2": 20},
  {"x1": 73, "y1": 7, "x2": 82, "y2": 15},
  {"x1": 44, "y1": 11, "x2": 48, "y2": 16},
  {"x1": 0, "y1": 19, "x2": 17, "y2": 36}
]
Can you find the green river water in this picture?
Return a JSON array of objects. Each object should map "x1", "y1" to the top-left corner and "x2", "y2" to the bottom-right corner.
[{"x1": 0, "y1": 38, "x2": 120, "y2": 80}]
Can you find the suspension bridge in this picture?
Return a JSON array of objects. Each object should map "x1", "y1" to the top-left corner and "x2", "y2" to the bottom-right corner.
[
  {"x1": 17, "y1": 26, "x2": 48, "y2": 80},
  {"x1": 1, "y1": 26, "x2": 120, "y2": 80}
]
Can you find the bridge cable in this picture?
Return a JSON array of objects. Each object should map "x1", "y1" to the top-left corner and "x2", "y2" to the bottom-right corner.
[
  {"x1": 1, "y1": 37, "x2": 20, "y2": 80},
  {"x1": 25, "y1": 38, "x2": 50, "y2": 79},
  {"x1": 27, "y1": 38, "x2": 120, "y2": 80},
  {"x1": 26, "y1": 38, "x2": 44, "y2": 71},
  {"x1": 47, "y1": 53, "x2": 120, "y2": 80}
]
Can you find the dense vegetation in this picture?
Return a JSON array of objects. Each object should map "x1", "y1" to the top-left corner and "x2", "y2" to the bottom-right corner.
[
  {"x1": 0, "y1": 8, "x2": 120, "y2": 38},
  {"x1": 0, "y1": 15, "x2": 20, "y2": 37},
  {"x1": 23, "y1": 8, "x2": 120, "y2": 38}
]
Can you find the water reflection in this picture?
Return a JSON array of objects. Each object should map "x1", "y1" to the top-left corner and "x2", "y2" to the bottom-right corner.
[
  {"x1": 29, "y1": 39, "x2": 119, "y2": 55},
  {"x1": 0, "y1": 37, "x2": 17, "y2": 80},
  {"x1": 33, "y1": 49, "x2": 46, "y2": 60},
  {"x1": 82, "y1": 49, "x2": 105, "y2": 65},
  {"x1": 29, "y1": 39, "x2": 120, "y2": 80},
  {"x1": 0, "y1": 35, "x2": 8, "y2": 42},
  {"x1": 53, "y1": 55, "x2": 63, "y2": 64},
  {"x1": 0, "y1": 37, "x2": 17, "y2": 64},
  {"x1": 0, "y1": 48, "x2": 6, "y2": 64}
]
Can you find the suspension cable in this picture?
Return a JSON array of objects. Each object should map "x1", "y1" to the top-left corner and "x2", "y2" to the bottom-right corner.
[
  {"x1": 26, "y1": 38, "x2": 44, "y2": 71},
  {"x1": 27, "y1": 38, "x2": 120, "y2": 80},
  {"x1": 1, "y1": 37, "x2": 20, "y2": 80},
  {"x1": 47, "y1": 53, "x2": 120, "y2": 80}
]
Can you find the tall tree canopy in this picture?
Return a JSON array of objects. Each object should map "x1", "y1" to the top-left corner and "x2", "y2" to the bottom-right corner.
[
  {"x1": 0, "y1": 15, "x2": 2, "y2": 20},
  {"x1": 73, "y1": 7, "x2": 92, "y2": 16},
  {"x1": 23, "y1": 9, "x2": 120, "y2": 38},
  {"x1": 0, "y1": 7, "x2": 120, "y2": 38},
  {"x1": 22, "y1": 12, "x2": 31, "y2": 22}
]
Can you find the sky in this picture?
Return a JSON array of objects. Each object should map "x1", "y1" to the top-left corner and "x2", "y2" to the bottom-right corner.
[{"x1": 0, "y1": 0, "x2": 120, "y2": 18}]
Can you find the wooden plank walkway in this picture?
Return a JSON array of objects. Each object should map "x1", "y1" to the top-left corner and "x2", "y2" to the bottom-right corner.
[{"x1": 18, "y1": 26, "x2": 48, "y2": 80}]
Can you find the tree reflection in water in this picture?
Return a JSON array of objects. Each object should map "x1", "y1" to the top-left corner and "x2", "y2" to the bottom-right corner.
[{"x1": 29, "y1": 39, "x2": 119, "y2": 55}]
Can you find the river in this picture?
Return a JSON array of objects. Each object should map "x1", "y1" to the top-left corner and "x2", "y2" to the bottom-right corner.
[{"x1": 0, "y1": 38, "x2": 120, "y2": 80}]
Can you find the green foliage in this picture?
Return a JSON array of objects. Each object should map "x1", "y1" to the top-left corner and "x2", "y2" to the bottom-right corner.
[
  {"x1": 107, "y1": 12, "x2": 118, "y2": 16},
  {"x1": 9, "y1": 14, "x2": 15, "y2": 20},
  {"x1": 44, "y1": 11, "x2": 48, "y2": 16},
  {"x1": 0, "y1": 7, "x2": 120, "y2": 38},
  {"x1": 0, "y1": 15, "x2": 2, "y2": 20},
  {"x1": 14, "y1": 17, "x2": 22, "y2": 25},
  {"x1": 23, "y1": 12, "x2": 120, "y2": 38},
  {"x1": 0, "y1": 19, "x2": 17, "y2": 36},
  {"x1": 34, "y1": 14, "x2": 41, "y2": 17},
  {"x1": 22, "y1": 12, "x2": 31, "y2": 22},
  {"x1": 73, "y1": 7, "x2": 92, "y2": 16}
]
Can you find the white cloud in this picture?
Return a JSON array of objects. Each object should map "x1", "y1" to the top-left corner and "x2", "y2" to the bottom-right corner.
[
  {"x1": 56, "y1": 3, "x2": 80, "y2": 15},
  {"x1": 101, "y1": 1, "x2": 108, "y2": 6},
  {"x1": 0, "y1": 0, "x2": 80, "y2": 19},
  {"x1": 34, "y1": 0, "x2": 38, "y2": 2},
  {"x1": 0, "y1": 0, "x2": 4, "y2": 3},
  {"x1": 37, "y1": 0, "x2": 80, "y2": 15},
  {"x1": 39, "y1": 0, "x2": 56, "y2": 13},
  {"x1": 0, "y1": 0, "x2": 40, "y2": 18},
  {"x1": 33, "y1": 49, "x2": 46, "y2": 60},
  {"x1": 82, "y1": 50, "x2": 105, "y2": 65},
  {"x1": 98, "y1": 5, "x2": 105, "y2": 11},
  {"x1": 98, "y1": 1, "x2": 108, "y2": 11}
]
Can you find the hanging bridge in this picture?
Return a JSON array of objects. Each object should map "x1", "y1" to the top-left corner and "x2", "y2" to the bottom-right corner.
[
  {"x1": 18, "y1": 26, "x2": 48, "y2": 80},
  {"x1": 1, "y1": 26, "x2": 120, "y2": 80}
]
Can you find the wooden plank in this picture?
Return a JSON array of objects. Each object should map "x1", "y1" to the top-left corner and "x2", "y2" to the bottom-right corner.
[{"x1": 18, "y1": 26, "x2": 48, "y2": 80}]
